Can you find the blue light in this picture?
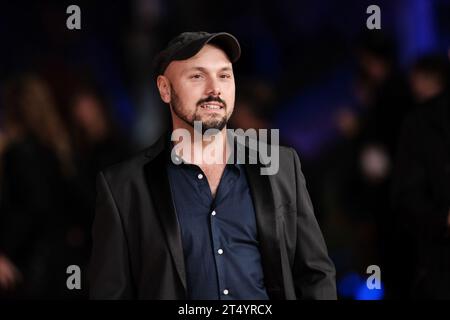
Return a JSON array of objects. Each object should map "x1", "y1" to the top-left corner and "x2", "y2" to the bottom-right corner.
[
  {"x1": 338, "y1": 272, "x2": 385, "y2": 300},
  {"x1": 355, "y1": 282, "x2": 384, "y2": 300},
  {"x1": 337, "y1": 272, "x2": 363, "y2": 298},
  {"x1": 396, "y1": 0, "x2": 438, "y2": 68}
]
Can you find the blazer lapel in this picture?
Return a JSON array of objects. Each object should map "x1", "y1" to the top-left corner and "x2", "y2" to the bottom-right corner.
[
  {"x1": 244, "y1": 161, "x2": 285, "y2": 299},
  {"x1": 144, "y1": 141, "x2": 187, "y2": 294}
]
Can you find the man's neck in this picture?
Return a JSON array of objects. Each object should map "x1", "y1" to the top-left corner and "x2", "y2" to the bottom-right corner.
[
  {"x1": 171, "y1": 121, "x2": 230, "y2": 198},
  {"x1": 171, "y1": 122, "x2": 229, "y2": 167}
]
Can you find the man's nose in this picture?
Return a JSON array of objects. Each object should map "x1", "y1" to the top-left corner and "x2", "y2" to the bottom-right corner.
[{"x1": 205, "y1": 78, "x2": 221, "y2": 96}]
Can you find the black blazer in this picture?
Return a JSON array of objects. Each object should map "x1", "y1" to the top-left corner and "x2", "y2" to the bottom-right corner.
[{"x1": 89, "y1": 135, "x2": 337, "y2": 299}]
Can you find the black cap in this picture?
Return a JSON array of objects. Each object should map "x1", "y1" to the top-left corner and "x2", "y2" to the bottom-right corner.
[{"x1": 153, "y1": 31, "x2": 241, "y2": 76}]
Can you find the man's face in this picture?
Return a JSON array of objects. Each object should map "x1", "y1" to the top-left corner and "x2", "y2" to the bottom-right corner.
[{"x1": 158, "y1": 44, "x2": 235, "y2": 132}]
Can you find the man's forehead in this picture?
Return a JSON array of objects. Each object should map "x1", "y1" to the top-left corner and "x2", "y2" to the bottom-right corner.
[
  {"x1": 190, "y1": 43, "x2": 231, "y2": 59},
  {"x1": 183, "y1": 65, "x2": 233, "y2": 73},
  {"x1": 166, "y1": 45, "x2": 233, "y2": 74}
]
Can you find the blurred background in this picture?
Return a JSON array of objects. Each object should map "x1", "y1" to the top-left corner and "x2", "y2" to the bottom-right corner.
[{"x1": 0, "y1": 0, "x2": 449, "y2": 299}]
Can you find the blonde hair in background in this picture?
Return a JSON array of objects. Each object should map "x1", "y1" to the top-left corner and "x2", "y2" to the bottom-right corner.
[{"x1": 2, "y1": 74, "x2": 75, "y2": 176}]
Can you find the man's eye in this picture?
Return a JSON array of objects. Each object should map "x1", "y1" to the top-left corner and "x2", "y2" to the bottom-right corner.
[
  {"x1": 220, "y1": 74, "x2": 231, "y2": 79},
  {"x1": 190, "y1": 74, "x2": 202, "y2": 79}
]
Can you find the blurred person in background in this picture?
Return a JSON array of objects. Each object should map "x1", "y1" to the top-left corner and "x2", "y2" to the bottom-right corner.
[
  {"x1": 64, "y1": 88, "x2": 133, "y2": 273},
  {"x1": 353, "y1": 31, "x2": 411, "y2": 176},
  {"x1": 228, "y1": 78, "x2": 273, "y2": 131},
  {"x1": 392, "y1": 53, "x2": 450, "y2": 299},
  {"x1": 0, "y1": 74, "x2": 79, "y2": 298},
  {"x1": 68, "y1": 88, "x2": 132, "y2": 186},
  {"x1": 338, "y1": 31, "x2": 412, "y2": 298},
  {"x1": 409, "y1": 54, "x2": 449, "y2": 106}
]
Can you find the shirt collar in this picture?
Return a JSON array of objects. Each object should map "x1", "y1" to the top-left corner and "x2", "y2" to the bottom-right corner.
[{"x1": 166, "y1": 129, "x2": 241, "y2": 171}]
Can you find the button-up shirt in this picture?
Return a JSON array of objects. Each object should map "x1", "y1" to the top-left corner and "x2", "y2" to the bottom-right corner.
[{"x1": 167, "y1": 156, "x2": 269, "y2": 300}]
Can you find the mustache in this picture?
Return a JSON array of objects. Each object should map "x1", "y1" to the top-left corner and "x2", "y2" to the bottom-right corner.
[{"x1": 197, "y1": 96, "x2": 226, "y2": 107}]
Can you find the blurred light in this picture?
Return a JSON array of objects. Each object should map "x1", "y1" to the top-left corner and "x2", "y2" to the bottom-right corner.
[
  {"x1": 337, "y1": 272, "x2": 363, "y2": 298},
  {"x1": 337, "y1": 272, "x2": 384, "y2": 300},
  {"x1": 396, "y1": 0, "x2": 438, "y2": 68},
  {"x1": 355, "y1": 282, "x2": 384, "y2": 300}
]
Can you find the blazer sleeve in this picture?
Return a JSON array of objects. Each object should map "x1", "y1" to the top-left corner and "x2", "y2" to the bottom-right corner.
[
  {"x1": 89, "y1": 171, "x2": 134, "y2": 299},
  {"x1": 291, "y1": 148, "x2": 337, "y2": 299}
]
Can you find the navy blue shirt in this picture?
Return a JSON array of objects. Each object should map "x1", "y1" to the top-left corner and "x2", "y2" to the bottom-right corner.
[{"x1": 167, "y1": 158, "x2": 269, "y2": 300}]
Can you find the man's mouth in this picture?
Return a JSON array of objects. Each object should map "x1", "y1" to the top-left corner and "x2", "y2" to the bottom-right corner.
[{"x1": 199, "y1": 102, "x2": 224, "y2": 110}]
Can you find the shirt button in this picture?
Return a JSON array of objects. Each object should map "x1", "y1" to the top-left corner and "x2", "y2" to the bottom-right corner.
[
  {"x1": 211, "y1": 210, "x2": 216, "y2": 216},
  {"x1": 223, "y1": 289, "x2": 229, "y2": 295},
  {"x1": 217, "y1": 249, "x2": 223, "y2": 255},
  {"x1": 197, "y1": 173, "x2": 203, "y2": 179}
]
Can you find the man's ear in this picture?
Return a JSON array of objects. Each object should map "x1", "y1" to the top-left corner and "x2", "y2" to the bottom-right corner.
[{"x1": 157, "y1": 75, "x2": 171, "y2": 104}]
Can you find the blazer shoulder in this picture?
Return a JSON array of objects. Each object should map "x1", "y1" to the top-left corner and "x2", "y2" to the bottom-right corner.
[
  {"x1": 278, "y1": 145, "x2": 297, "y2": 158},
  {"x1": 260, "y1": 144, "x2": 300, "y2": 183},
  {"x1": 277, "y1": 145, "x2": 300, "y2": 169}
]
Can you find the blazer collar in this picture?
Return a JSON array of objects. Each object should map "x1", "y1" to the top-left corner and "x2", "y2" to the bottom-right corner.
[
  {"x1": 243, "y1": 152, "x2": 285, "y2": 299},
  {"x1": 144, "y1": 134, "x2": 188, "y2": 295}
]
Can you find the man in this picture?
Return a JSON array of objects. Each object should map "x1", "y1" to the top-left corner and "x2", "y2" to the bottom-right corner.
[{"x1": 89, "y1": 31, "x2": 336, "y2": 300}]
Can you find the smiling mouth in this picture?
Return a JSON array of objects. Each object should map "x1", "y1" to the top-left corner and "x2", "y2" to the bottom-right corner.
[{"x1": 199, "y1": 103, "x2": 224, "y2": 110}]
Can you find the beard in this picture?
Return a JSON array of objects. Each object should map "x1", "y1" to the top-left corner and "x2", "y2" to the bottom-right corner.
[{"x1": 170, "y1": 86, "x2": 228, "y2": 134}]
